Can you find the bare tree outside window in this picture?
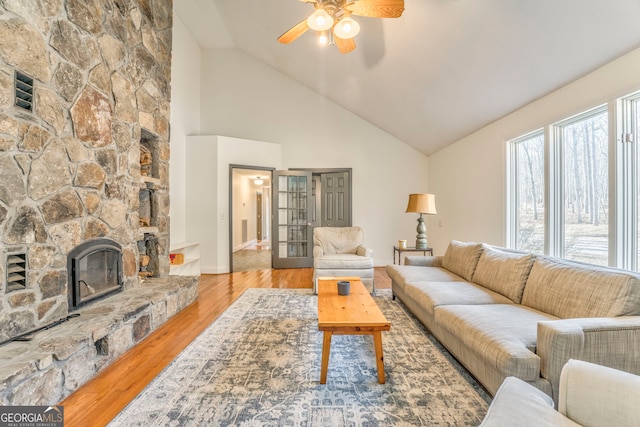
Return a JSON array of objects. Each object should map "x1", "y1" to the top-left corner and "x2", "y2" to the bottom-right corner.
[
  {"x1": 561, "y1": 110, "x2": 608, "y2": 265},
  {"x1": 514, "y1": 134, "x2": 545, "y2": 253},
  {"x1": 509, "y1": 93, "x2": 640, "y2": 272}
]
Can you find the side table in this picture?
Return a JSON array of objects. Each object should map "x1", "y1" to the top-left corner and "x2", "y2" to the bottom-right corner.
[{"x1": 393, "y1": 246, "x2": 433, "y2": 264}]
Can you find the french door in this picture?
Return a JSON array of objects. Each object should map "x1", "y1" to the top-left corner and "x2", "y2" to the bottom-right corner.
[{"x1": 272, "y1": 170, "x2": 313, "y2": 268}]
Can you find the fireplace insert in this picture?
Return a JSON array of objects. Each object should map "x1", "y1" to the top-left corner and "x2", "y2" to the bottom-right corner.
[{"x1": 67, "y1": 238, "x2": 123, "y2": 310}]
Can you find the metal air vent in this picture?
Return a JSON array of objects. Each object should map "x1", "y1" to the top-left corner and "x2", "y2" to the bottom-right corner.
[
  {"x1": 6, "y1": 252, "x2": 27, "y2": 291},
  {"x1": 15, "y1": 71, "x2": 34, "y2": 112}
]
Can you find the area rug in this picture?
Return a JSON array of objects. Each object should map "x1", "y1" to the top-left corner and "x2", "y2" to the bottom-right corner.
[
  {"x1": 110, "y1": 289, "x2": 490, "y2": 426},
  {"x1": 232, "y1": 249, "x2": 272, "y2": 271}
]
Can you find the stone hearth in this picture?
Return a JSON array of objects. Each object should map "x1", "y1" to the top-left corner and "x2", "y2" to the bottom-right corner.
[
  {"x1": 0, "y1": 276, "x2": 197, "y2": 405},
  {"x1": 0, "y1": 0, "x2": 195, "y2": 405}
]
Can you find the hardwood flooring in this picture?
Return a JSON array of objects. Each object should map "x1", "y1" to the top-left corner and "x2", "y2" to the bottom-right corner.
[{"x1": 59, "y1": 267, "x2": 391, "y2": 426}]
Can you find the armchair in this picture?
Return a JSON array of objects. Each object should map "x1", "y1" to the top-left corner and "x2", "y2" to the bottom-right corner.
[
  {"x1": 312, "y1": 226, "x2": 374, "y2": 294},
  {"x1": 479, "y1": 359, "x2": 640, "y2": 427}
]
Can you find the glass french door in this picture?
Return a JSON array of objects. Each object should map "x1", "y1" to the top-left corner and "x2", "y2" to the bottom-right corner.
[{"x1": 272, "y1": 170, "x2": 314, "y2": 268}]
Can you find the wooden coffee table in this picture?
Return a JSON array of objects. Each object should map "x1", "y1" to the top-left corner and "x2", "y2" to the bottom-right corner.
[{"x1": 317, "y1": 277, "x2": 391, "y2": 384}]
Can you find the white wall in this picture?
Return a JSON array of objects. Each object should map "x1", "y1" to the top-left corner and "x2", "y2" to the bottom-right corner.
[
  {"x1": 428, "y1": 47, "x2": 640, "y2": 254},
  {"x1": 169, "y1": 13, "x2": 201, "y2": 245},
  {"x1": 198, "y1": 48, "x2": 429, "y2": 268}
]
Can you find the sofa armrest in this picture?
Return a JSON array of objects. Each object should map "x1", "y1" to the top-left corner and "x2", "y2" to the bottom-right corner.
[
  {"x1": 537, "y1": 316, "x2": 640, "y2": 401},
  {"x1": 356, "y1": 246, "x2": 373, "y2": 257},
  {"x1": 558, "y1": 359, "x2": 640, "y2": 427},
  {"x1": 479, "y1": 377, "x2": 575, "y2": 427},
  {"x1": 313, "y1": 246, "x2": 324, "y2": 258},
  {"x1": 404, "y1": 255, "x2": 443, "y2": 267}
]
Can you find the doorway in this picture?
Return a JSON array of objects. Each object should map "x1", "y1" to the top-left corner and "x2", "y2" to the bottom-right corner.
[
  {"x1": 229, "y1": 166, "x2": 273, "y2": 272},
  {"x1": 272, "y1": 168, "x2": 352, "y2": 269}
]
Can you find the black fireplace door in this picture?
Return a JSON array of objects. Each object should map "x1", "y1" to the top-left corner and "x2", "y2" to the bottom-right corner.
[{"x1": 67, "y1": 238, "x2": 123, "y2": 310}]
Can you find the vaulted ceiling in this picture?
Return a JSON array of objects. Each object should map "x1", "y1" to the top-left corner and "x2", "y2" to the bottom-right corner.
[{"x1": 175, "y1": 0, "x2": 640, "y2": 155}]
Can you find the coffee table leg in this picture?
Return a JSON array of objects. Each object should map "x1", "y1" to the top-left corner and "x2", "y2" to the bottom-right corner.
[
  {"x1": 373, "y1": 331, "x2": 385, "y2": 384},
  {"x1": 320, "y1": 331, "x2": 332, "y2": 384}
]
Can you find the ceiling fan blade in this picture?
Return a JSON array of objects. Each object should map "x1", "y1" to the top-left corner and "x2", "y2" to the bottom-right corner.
[
  {"x1": 345, "y1": 0, "x2": 405, "y2": 18},
  {"x1": 334, "y1": 35, "x2": 356, "y2": 54},
  {"x1": 278, "y1": 18, "x2": 310, "y2": 44}
]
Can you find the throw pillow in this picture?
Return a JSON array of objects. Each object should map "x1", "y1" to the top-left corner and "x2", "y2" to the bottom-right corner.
[
  {"x1": 441, "y1": 240, "x2": 484, "y2": 281},
  {"x1": 472, "y1": 245, "x2": 535, "y2": 303}
]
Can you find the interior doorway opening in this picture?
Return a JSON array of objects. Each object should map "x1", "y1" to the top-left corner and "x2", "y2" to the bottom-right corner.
[
  {"x1": 230, "y1": 166, "x2": 352, "y2": 271},
  {"x1": 230, "y1": 166, "x2": 274, "y2": 272}
]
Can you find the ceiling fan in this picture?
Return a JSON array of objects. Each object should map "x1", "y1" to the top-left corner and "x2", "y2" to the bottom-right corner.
[{"x1": 278, "y1": 0, "x2": 405, "y2": 54}]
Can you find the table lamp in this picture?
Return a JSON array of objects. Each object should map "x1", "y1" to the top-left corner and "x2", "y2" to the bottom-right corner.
[{"x1": 405, "y1": 194, "x2": 437, "y2": 250}]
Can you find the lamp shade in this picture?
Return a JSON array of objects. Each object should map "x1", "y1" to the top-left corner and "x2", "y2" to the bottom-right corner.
[{"x1": 405, "y1": 194, "x2": 437, "y2": 215}]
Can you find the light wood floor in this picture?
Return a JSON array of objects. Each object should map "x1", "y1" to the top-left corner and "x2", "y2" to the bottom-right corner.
[{"x1": 59, "y1": 267, "x2": 391, "y2": 426}]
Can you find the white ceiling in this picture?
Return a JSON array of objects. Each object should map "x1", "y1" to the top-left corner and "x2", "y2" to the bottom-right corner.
[
  {"x1": 233, "y1": 167, "x2": 272, "y2": 187},
  {"x1": 174, "y1": 0, "x2": 640, "y2": 155}
]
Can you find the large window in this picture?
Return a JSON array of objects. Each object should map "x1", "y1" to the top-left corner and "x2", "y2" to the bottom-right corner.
[
  {"x1": 507, "y1": 90, "x2": 640, "y2": 271},
  {"x1": 557, "y1": 108, "x2": 609, "y2": 265},
  {"x1": 508, "y1": 105, "x2": 615, "y2": 267},
  {"x1": 509, "y1": 132, "x2": 545, "y2": 254}
]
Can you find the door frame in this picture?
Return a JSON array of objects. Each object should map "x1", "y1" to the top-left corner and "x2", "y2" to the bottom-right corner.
[{"x1": 229, "y1": 164, "x2": 275, "y2": 273}]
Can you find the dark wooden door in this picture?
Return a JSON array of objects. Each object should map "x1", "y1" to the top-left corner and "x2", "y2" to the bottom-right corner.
[{"x1": 321, "y1": 171, "x2": 350, "y2": 227}]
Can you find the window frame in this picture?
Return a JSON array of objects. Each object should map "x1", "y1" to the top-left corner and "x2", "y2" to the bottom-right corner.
[{"x1": 617, "y1": 94, "x2": 639, "y2": 270}]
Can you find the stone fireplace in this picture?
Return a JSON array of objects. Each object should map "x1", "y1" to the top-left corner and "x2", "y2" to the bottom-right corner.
[{"x1": 0, "y1": 0, "x2": 198, "y2": 406}]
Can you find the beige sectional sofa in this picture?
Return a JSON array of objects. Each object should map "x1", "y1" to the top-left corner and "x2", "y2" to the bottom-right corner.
[{"x1": 386, "y1": 240, "x2": 640, "y2": 400}]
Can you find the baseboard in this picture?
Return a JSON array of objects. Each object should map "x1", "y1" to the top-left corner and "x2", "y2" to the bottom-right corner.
[{"x1": 233, "y1": 239, "x2": 258, "y2": 252}]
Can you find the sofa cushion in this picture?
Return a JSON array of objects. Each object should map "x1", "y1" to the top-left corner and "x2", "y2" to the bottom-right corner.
[
  {"x1": 435, "y1": 304, "x2": 558, "y2": 380},
  {"x1": 386, "y1": 264, "x2": 465, "y2": 295},
  {"x1": 386, "y1": 265, "x2": 463, "y2": 284},
  {"x1": 472, "y1": 245, "x2": 535, "y2": 303},
  {"x1": 441, "y1": 240, "x2": 484, "y2": 281},
  {"x1": 522, "y1": 257, "x2": 640, "y2": 318},
  {"x1": 314, "y1": 253, "x2": 373, "y2": 269},
  {"x1": 404, "y1": 281, "x2": 513, "y2": 318}
]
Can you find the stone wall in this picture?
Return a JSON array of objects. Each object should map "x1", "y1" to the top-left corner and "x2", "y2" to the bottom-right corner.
[
  {"x1": 0, "y1": 0, "x2": 190, "y2": 405},
  {"x1": 0, "y1": 0, "x2": 173, "y2": 341}
]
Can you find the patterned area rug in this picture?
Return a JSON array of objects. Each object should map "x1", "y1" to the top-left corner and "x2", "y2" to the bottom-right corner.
[{"x1": 110, "y1": 289, "x2": 490, "y2": 426}]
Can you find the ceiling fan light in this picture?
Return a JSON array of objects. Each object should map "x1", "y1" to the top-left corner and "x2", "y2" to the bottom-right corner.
[
  {"x1": 318, "y1": 31, "x2": 329, "y2": 45},
  {"x1": 333, "y1": 16, "x2": 360, "y2": 39},
  {"x1": 307, "y1": 9, "x2": 334, "y2": 31}
]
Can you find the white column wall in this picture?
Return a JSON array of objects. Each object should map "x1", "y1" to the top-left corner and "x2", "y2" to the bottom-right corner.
[
  {"x1": 428, "y1": 47, "x2": 640, "y2": 254},
  {"x1": 169, "y1": 13, "x2": 201, "y2": 244}
]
